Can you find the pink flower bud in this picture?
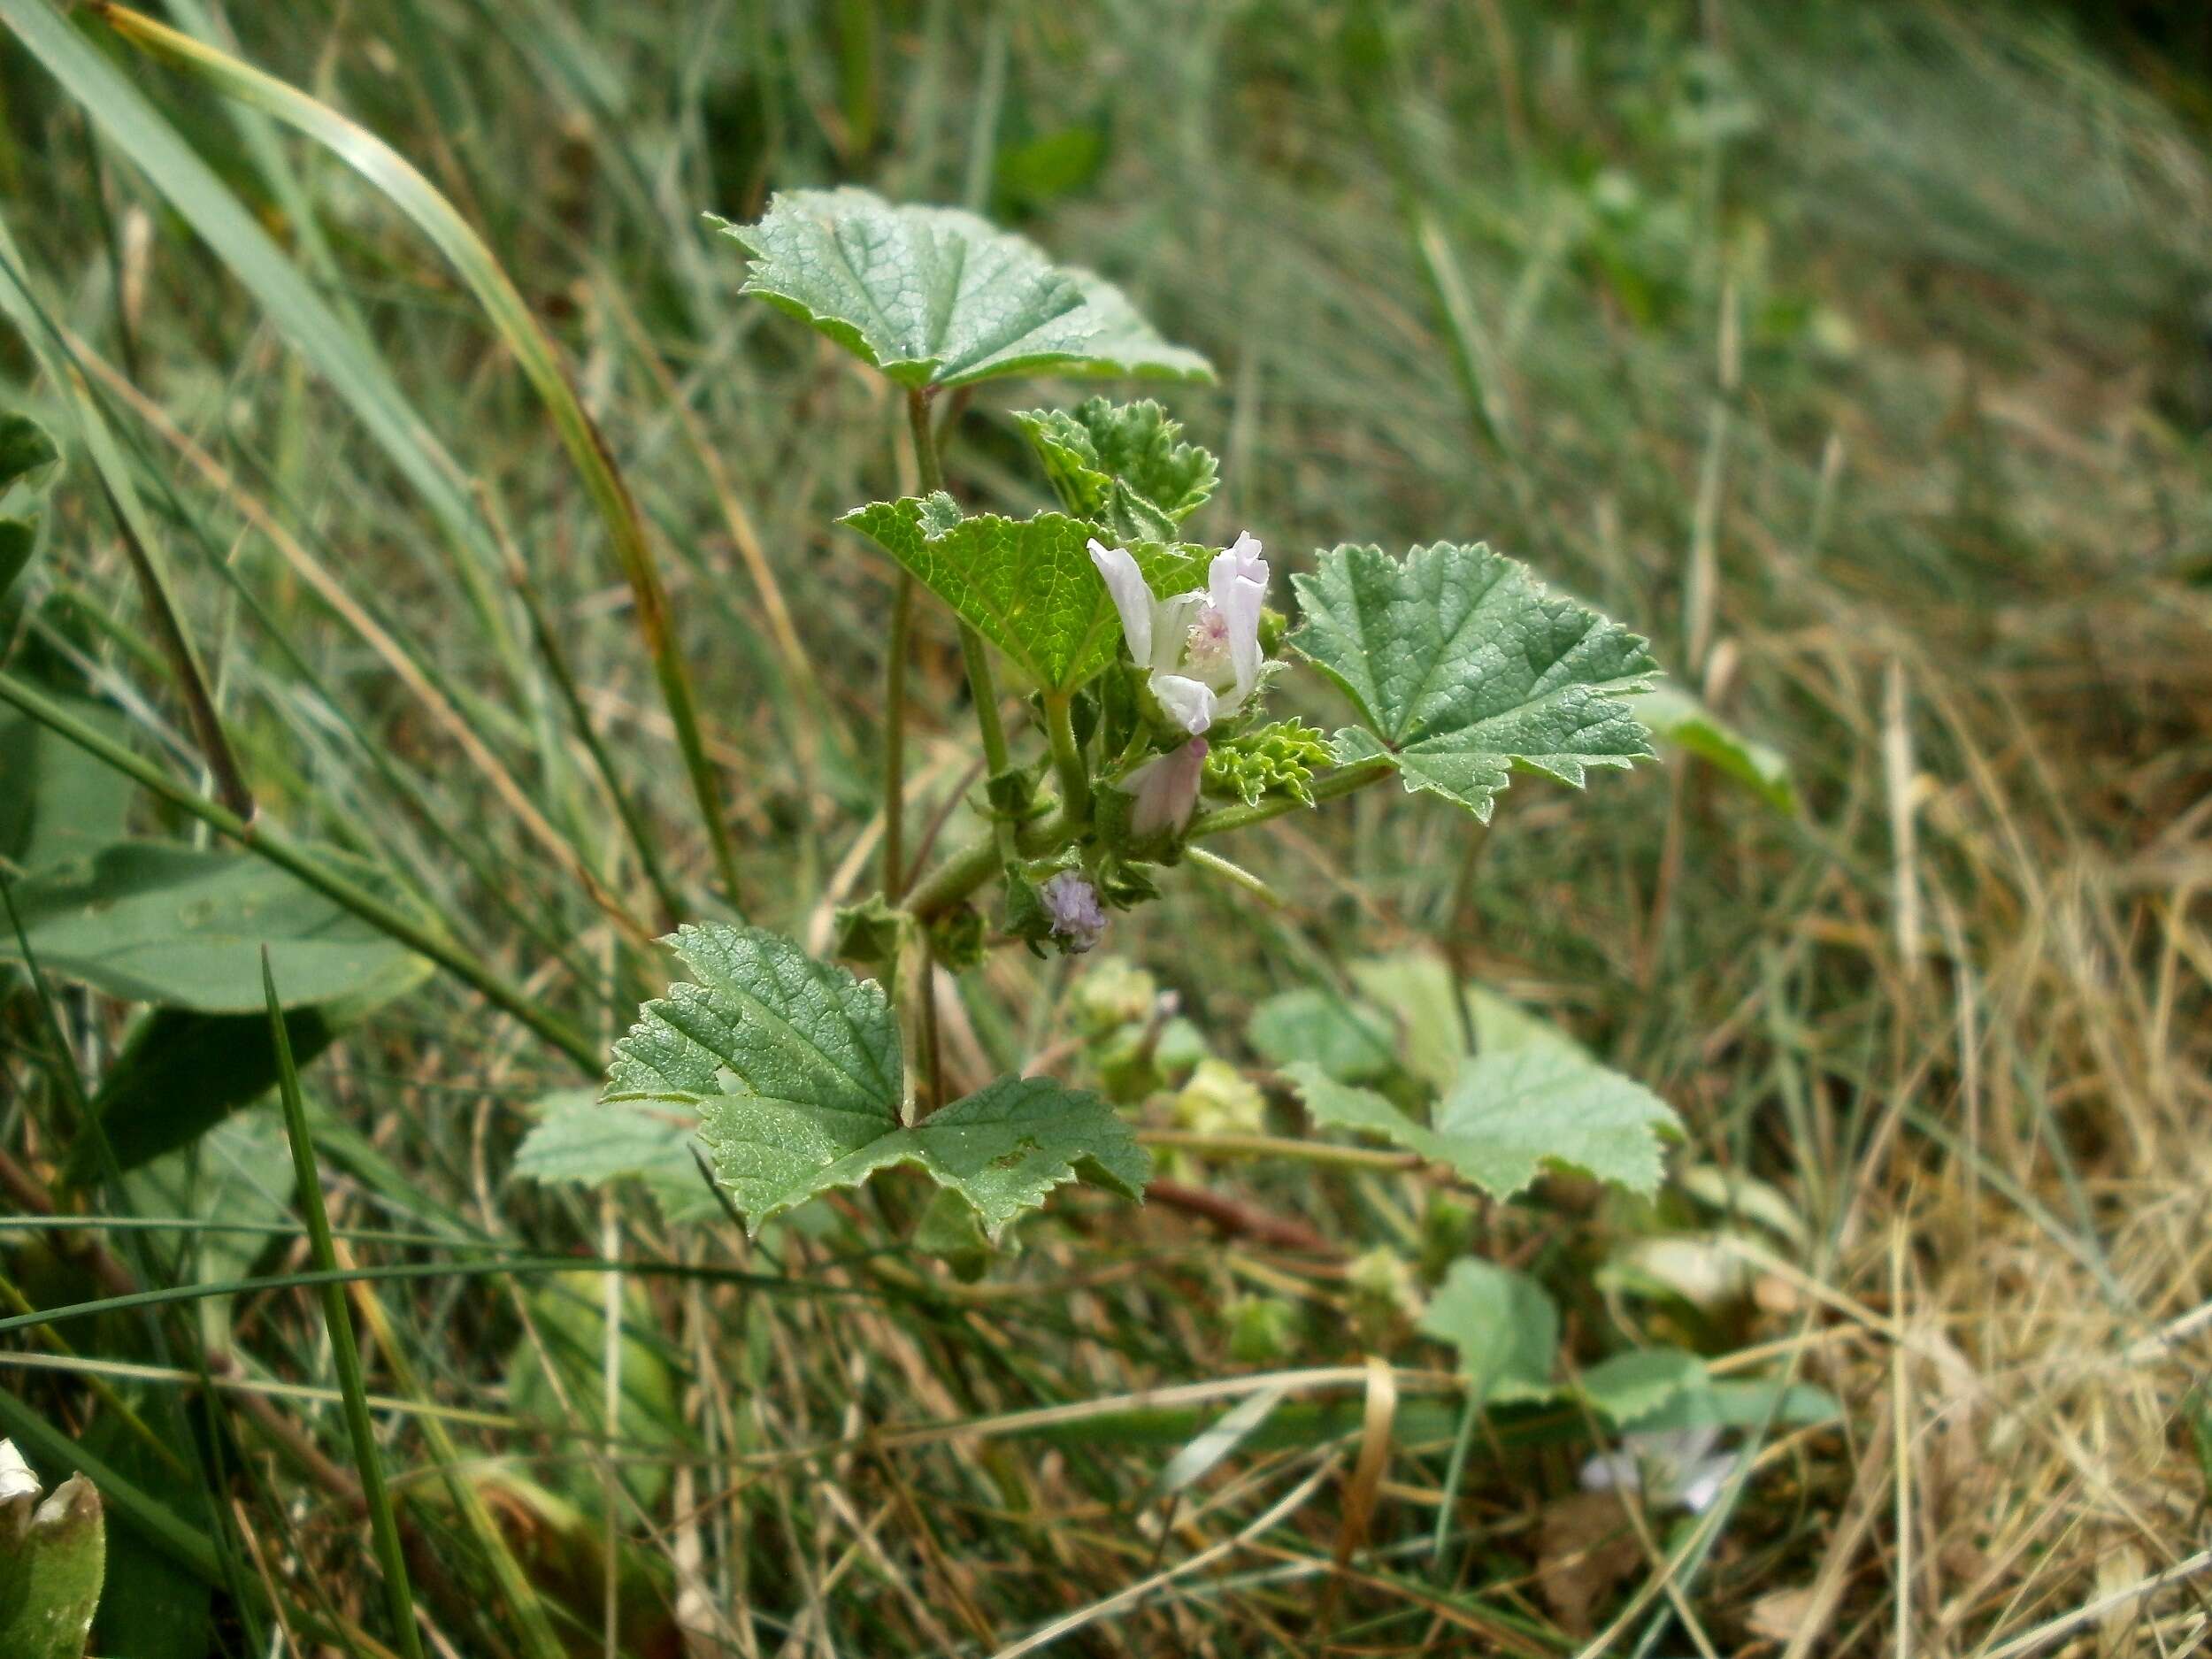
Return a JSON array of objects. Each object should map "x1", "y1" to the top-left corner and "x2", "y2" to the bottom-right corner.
[{"x1": 1123, "y1": 738, "x2": 1210, "y2": 839}]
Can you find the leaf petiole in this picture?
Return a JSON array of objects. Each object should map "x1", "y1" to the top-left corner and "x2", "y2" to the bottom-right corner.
[{"x1": 1043, "y1": 694, "x2": 1091, "y2": 828}]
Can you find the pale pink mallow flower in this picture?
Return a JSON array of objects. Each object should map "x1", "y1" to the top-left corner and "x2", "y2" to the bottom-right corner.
[
  {"x1": 1121, "y1": 738, "x2": 1210, "y2": 840},
  {"x1": 1579, "y1": 1425, "x2": 1737, "y2": 1515},
  {"x1": 1039, "y1": 871, "x2": 1109, "y2": 953},
  {"x1": 1088, "y1": 532, "x2": 1269, "y2": 735}
]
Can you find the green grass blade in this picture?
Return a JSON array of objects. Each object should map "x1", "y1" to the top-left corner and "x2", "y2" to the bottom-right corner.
[
  {"x1": 262, "y1": 948, "x2": 426, "y2": 1659},
  {"x1": 0, "y1": 0, "x2": 530, "y2": 687},
  {"x1": 92, "y1": 2, "x2": 745, "y2": 912}
]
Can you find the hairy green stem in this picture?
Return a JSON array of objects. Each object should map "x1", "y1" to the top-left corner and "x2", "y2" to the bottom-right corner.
[
  {"x1": 1186, "y1": 756, "x2": 1397, "y2": 837},
  {"x1": 0, "y1": 671, "x2": 601, "y2": 1071},
  {"x1": 960, "y1": 622, "x2": 1010, "y2": 778},
  {"x1": 1043, "y1": 694, "x2": 1090, "y2": 827},
  {"x1": 882, "y1": 572, "x2": 915, "y2": 899},
  {"x1": 906, "y1": 757, "x2": 1399, "y2": 924},
  {"x1": 904, "y1": 385, "x2": 1010, "y2": 779},
  {"x1": 1136, "y1": 1128, "x2": 1419, "y2": 1171}
]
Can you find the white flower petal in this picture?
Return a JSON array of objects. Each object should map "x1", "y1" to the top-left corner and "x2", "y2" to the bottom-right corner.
[
  {"x1": 0, "y1": 1440, "x2": 38, "y2": 1505},
  {"x1": 1578, "y1": 1450, "x2": 1638, "y2": 1494},
  {"x1": 1151, "y1": 673, "x2": 1217, "y2": 735},
  {"x1": 1209, "y1": 535, "x2": 1269, "y2": 706},
  {"x1": 1221, "y1": 529, "x2": 1266, "y2": 585},
  {"x1": 1089, "y1": 540, "x2": 1153, "y2": 666},
  {"x1": 1148, "y1": 591, "x2": 1207, "y2": 678},
  {"x1": 1676, "y1": 1458, "x2": 1736, "y2": 1515}
]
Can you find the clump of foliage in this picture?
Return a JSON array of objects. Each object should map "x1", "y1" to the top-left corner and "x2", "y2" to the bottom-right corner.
[{"x1": 542, "y1": 187, "x2": 1675, "y2": 1250}]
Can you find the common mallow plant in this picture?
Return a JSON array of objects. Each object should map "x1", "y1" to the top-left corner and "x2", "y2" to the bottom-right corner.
[{"x1": 520, "y1": 188, "x2": 1676, "y2": 1248}]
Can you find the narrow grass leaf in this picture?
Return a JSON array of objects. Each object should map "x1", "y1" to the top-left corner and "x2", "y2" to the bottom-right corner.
[
  {"x1": 88, "y1": 2, "x2": 742, "y2": 908},
  {"x1": 0, "y1": 0, "x2": 526, "y2": 676},
  {"x1": 262, "y1": 949, "x2": 425, "y2": 1659}
]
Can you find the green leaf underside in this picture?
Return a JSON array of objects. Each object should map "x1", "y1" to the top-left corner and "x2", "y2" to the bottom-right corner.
[
  {"x1": 0, "y1": 842, "x2": 433, "y2": 1013},
  {"x1": 1419, "y1": 1258, "x2": 1560, "y2": 1404},
  {"x1": 1628, "y1": 686, "x2": 1797, "y2": 813},
  {"x1": 711, "y1": 188, "x2": 1212, "y2": 388},
  {"x1": 912, "y1": 1185, "x2": 999, "y2": 1279},
  {"x1": 606, "y1": 925, "x2": 1147, "y2": 1235},
  {"x1": 1247, "y1": 989, "x2": 1397, "y2": 1084},
  {"x1": 1016, "y1": 398, "x2": 1217, "y2": 541},
  {"x1": 1286, "y1": 1048, "x2": 1680, "y2": 1199},
  {"x1": 1291, "y1": 541, "x2": 1658, "y2": 821},
  {"x1": 513, "y1": 1090, "x2": 718, "y2": 1224},
  {"x1": 841, "y1": 497, "x2": 1204, "y2": 692}
]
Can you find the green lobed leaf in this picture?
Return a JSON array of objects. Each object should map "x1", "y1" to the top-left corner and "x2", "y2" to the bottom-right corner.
[
  {"x1": 0, "y1": 841, "x2": 433, "y2": 1013},
  {"x1": 840, "y1": 495, "x2": 1204, "y2": 692},
  {"x1": 702, "y1": 1073, "x2": 1148, "y2": 1240},
  {"x1": 1345, "y1": 953, "x2": 1470, "y2": 1095},
  {"x1": 1247, "y1": 988, "x2": 1397, "y2": 1084},
  {"x1": 1286, "y1": 1046, "x2": 1681, "y2": 1199},
  {"x1": 1628, "y1": 685, "x2": 1797, "y2": 814},
  {"x1": 1629, "y1": 1379, "x2": 1841, "y2": 1435},
  {"x1": 607, "y1": 924, "x2": 1148, "y2": 1236},
  {"x1": 711, "y1": 189, "x2": 1211, "y2": 389},
  {"x1": 1346, "y1": 950, "x2": 1590, "y2": 1097},
  {"x1": 512, "y1": 1089, "x2": 719, "y2": 1225},
  {"x1": 606, "y1": 924, "x2": 902, "y2": 1117},
  {"x1": 1578, "y1": 1348, "x2": 1709, "y2": 1428},
  {"x1": 1015, "y1": 397, "x2": 1217, "y2": 542},
  {"x1": 1291, "y1": 541, "x2": 1659, "y2": 821},
  {"x1": 1418, "y1": 1258, "x2": 1560, "y2": 1404}
]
